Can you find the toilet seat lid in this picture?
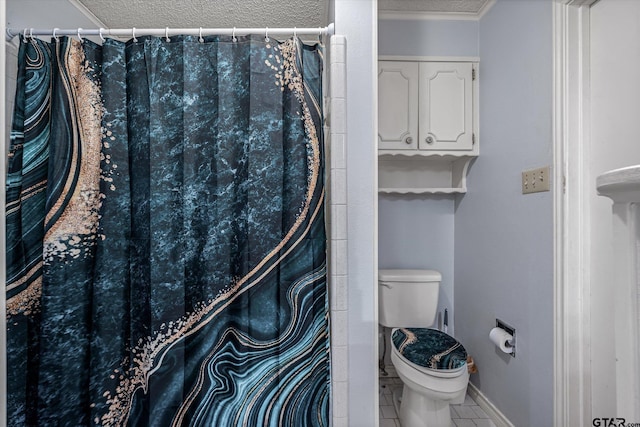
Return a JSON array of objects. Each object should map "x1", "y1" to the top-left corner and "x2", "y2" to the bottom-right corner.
[{"x1": 392, "y1": 328, "x2": 467, "y2": 371}]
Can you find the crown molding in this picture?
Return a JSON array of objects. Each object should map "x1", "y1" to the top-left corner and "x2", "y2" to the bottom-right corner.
[
  {"x1": 563, "y1": 0, "x2": 598, "y2": 5},
  {"x1": 476, "y1": 0, "x2": 496, "y2": 19},
  {"x1": 379, "y1": 0, "x2": 495, "y2": 21}
]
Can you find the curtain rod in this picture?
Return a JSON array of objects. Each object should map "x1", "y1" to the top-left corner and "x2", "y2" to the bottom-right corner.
[{"x1": 6, "y1": 23, "x2": 335, "y2": 42}]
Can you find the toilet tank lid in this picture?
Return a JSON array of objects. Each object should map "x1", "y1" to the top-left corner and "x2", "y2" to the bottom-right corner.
[{"x1": 379, "y1": 269, "x2": 441, "y2": 282}]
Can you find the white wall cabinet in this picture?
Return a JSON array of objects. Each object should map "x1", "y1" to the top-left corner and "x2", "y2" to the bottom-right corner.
[
  {"x1": 378, "y1": 61, "x2": 419, "y2": 150},
  {"x1": 378, "y1": 58, "x2": 479, "y2": 194},
  {"x1": 419, "y1": 62, "x2": 474, "y2": 151}
]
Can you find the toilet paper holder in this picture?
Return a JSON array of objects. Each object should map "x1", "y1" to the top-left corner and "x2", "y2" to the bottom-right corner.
[{"x1": 496, "y1": 319, "x2": 516, "y2": 358}]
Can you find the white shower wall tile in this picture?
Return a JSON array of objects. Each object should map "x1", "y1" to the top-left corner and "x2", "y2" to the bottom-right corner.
[
  {"x1": 330, "y1": 274, "x2": 348, "y2": 311},
  {"x1": 331, "y1": 345, "x2": 348, "y2": 382},
  {"x1": 332, "y1": 380, "x2": 349, "y2": 418},
  {"x1": 330, "y1": 239, "x2": 348, "y2": 277},
  {"x1": 330, "y1": 62, "x2": 346, "y2": 100},
  {"x1": 330, "y1": 97, "x2": 346, "y2": 135},
  {"x1": 330, "y1": 38, "x2": 346, "y2": 64},
  {"x1": 331, "y1": 310, "x2": 348, "y2": 347},
  {"x1": 332, "y1": 416, "x2": 348, "y2": 427},
  {"x1": 331, "y1": 204, "x2": 347, "y2": 240},
  {"x1": 330, "y1": 133, "x2": 346, "y2": 170},
  {"x1": 330, "y1": 169, "x2": 347, "y2": 205},
  {"x1": 328, "y1": 34, "x2": 348, "y2": 426}
]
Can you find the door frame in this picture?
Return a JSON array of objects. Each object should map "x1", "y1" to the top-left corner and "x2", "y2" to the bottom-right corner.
[{"x1": 553, "y1": 1, "x2": 597, "y2": 425}]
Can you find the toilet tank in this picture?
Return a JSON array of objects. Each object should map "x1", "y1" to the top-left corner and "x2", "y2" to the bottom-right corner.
[{"x1": 378, "y1": 269, "x2": 441, "y2": 328}]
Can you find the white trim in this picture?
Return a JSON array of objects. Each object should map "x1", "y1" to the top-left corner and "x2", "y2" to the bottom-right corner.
[
  {"x1": 467, "y1": 382, "x2": 515, "y2": 427},
  {"x1": 328, "y1": 34, "x2": 351, "y2": 427},
  {"x1": 373, "y1": 2, "x2": 380, "y2": 423},
  {"x1": 66, "y1": 0, "x2": 107, "y2": 28},
  {"x1": 379, "y1": 0, "x2": 496, "y2": 22},
  {"x1": 477, "y1": 0, "x2": 497, "y2": 19},
  {"x1": 379, "y1": 11, "x2": 482, "y2": 21},
  {"x1": 553, "y1": 1, "x2": 593, "y2": 426},
  {"x1": 379, "y1": 55, "x2": 480, "y2": 63},
  {"x1": 565, "y1": 0, "x2": 598, "y2": 5}
]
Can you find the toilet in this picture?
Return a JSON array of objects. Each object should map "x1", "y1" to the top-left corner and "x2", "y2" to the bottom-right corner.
[{"x1": 379, "y1": 269, "x2": 469, "y2": 427}]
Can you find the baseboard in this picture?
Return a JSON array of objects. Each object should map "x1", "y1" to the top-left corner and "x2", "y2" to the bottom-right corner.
[{"x1": 467, "y1": 382, "x2": 515, "y2": 427}]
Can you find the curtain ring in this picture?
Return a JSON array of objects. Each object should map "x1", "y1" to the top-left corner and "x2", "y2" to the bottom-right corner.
[
  {"x1": 52, "y1": 28, "x2": 59, "y2": 42},
  {"x1": 132, "y1": 27, "x2": 138, "y2": 43},
  {"x1": 77, "y1": 28, "x2": 83, "y2": 43},
  {"x1": 232, "y1": 27, "x2": 237, "y2": 43},
  {"x1": 198, "y1": 27, "x2": 204, "y2": 43},
  {"x1": 29, "y1": 28, "x2": 34, "y2": 41},
  {"x1": 22, "y1": 28, "x2": 28, "y2": 43},
  {"x1": 99, "y1": 28, "x2": 105, "y2": 43},
  {"x1": 264, "y1": 27, "x2": 269, "y2": 42},
  {"x1": 165, "y1": 27, "x2": 170, "y2": 42},
  {"x1": 293, "y1": 27, "x2": 297, "y2": 38}
]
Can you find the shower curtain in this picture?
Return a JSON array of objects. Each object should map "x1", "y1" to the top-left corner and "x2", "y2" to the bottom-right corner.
[{"x1": 6, "y1": 34, "x2": 328, "y2": 426}]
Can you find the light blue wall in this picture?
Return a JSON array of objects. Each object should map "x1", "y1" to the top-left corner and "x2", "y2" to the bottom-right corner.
[
  {"x1": 379, "y1": 19, "x2": 479, "y2": 57},
  {"x1": 454, "y1": 1, "x2": 554, "y2": 426},
  {"x1": 378, "y1": 196, "x2": 455, "y2": 331},
  {"x1": 379, "y1": 4, "x2": 554, "y2": 425},
  {"x1": 377, "y1": 19, "x2": 479, "y2": 336}
]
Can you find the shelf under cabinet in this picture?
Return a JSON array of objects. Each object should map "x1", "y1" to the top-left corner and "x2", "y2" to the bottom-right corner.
[
  {"x1": 378, "y1": 153, "x2": 475, "y2": 194},
  {"x1": 378, "y1": 187, "x2": 467, "y2": 194}
]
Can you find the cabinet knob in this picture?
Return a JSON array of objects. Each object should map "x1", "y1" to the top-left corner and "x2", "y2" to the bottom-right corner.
[
  {"x1": 404, "y1": 136, "x2": 413, "y2": 145},
  {"x1": 426, "y1": 136, "x2": 434, "y2": 144}
]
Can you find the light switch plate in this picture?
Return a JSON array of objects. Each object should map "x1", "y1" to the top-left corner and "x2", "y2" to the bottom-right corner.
[{"x1": 522, "y1": 166, "x2": 550, "y2": 194}]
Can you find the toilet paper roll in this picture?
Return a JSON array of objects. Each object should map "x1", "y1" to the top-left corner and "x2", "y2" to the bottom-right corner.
[{"x1": 489, "y1": 327, "x2": 514, "y2": 354}]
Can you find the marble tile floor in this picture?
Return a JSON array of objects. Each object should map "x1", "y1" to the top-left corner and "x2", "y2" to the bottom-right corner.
[{"x1": 379, "y1": 370, "x2": 496, "y2": 427}]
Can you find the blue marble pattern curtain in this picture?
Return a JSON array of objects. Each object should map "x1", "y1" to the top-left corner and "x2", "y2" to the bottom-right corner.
[{"x1": 6, "y1": 34, "x2": 328, "y2": 426}]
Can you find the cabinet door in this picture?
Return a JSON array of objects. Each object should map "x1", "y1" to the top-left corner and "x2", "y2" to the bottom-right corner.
[
  {"x1": 378, "y1": 61, "x2": 419, "y2": 150},
  {"x1": 419, "y1": 62, "x2": 473, "y2": 151}
]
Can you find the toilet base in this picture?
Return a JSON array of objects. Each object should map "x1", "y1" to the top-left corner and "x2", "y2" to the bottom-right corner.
[
  {"x1": 390, "y1": 342, "x2": 469, "y2": 427},
  {"x1": 393, "y1": 385, "x2": 452, "y2": 427}
]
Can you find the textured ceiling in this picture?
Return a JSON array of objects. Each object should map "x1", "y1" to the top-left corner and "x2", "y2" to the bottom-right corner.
[
  {"x1": 76, "y1": 0, "x2": 330, "y2": 29},
  {"x1": 378, "y1": 0, "x2": 491, "y2": 14},
  {"x1": 75, "y1": 0, "x2": 493, "y2": 30}
]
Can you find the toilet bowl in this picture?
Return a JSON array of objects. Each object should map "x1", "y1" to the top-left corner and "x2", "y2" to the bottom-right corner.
[{"x1": 379, "y1": 269, "x2": 469, "y2": 427}]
